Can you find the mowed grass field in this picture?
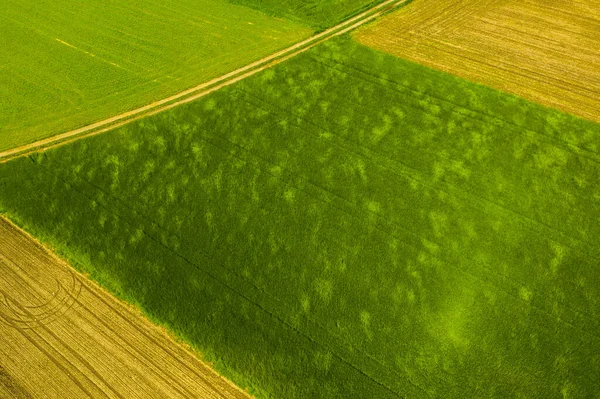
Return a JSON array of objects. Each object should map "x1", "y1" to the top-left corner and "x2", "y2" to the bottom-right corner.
[
  {"x1": 1, "y1": 36, "x2": 600, "y2": 397},
  {"x1": 0, "y1": 0, "x2": 312, "y2": 152},
  {"x1": 354, "y1": 0, "x2": 600, "y2": 123}
]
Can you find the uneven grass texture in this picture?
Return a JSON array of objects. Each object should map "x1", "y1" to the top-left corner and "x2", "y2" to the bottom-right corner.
[
  {"x1": 229, "y1": 0, "x2": 386, "y2": 30},
  {"x1": 0, "y1": 218, "x2": 249, "y2": 399},
  {"x1": 0, "y1": 0, "x2": 310, "y2": 152},
  {"x1": 354, "y1": 0, "x2": 600, "y2": 123},
  {"x1": 1, "y1": 36, "x2": 600, "y2": 398}
]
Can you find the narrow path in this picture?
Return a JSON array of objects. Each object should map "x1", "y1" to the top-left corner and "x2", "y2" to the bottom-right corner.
[{"x1": 0, "y1": 0, "x2": 410, "y2": 163}]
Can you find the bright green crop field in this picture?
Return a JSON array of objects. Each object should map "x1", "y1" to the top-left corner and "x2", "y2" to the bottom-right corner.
[
  {"x1": 1, "y1": 36, "x2": 600, "y2": 398},
  {"x1": 0, "y1": 0, "x2": 311, "y2": 152},
  {"x1": 230, "y1": 0, "x2": 386, "y2": 30}
]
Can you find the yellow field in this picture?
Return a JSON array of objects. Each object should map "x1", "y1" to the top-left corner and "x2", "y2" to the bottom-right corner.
[
  {"x1": 0, "y1": 217, "x2": 250, "y2": 399},
  {"x1": 355, "y1": 0, "x2": 600, "y2": 122}
]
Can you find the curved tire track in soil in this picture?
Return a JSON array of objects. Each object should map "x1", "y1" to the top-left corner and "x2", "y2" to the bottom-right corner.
[
  {"x1": 0, "y1": 217, "x2": 251, "y2": 398},
  {"x1": 0, "y1": 272, "x2": 82, "y2": 330}
]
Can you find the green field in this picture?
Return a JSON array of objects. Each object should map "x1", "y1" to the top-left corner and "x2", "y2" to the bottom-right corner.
[
  {"x1": 1, "y1": 35, "x2": 600, "y2": 398},
  {"x1": 0, "y1": 0, "x2": 311, "y2": 152},
  {"x1": 230, "y1": 0, "x2": 386, "y2": 29}
]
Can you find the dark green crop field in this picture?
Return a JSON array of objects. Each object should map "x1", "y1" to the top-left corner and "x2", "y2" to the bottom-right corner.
[
  {"x1": 230, "y1": 0, "x2": 386, "y2": 30},
  {"x1": 1, "y1": 36, "x2": 599, "y2": 398},
  {"x1": 0, "y1": 0, "x2": 310, "y2": 152}
]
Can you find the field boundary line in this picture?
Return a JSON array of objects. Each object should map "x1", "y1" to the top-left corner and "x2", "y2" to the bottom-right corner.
[
  {"x1": 0, "y1": 216, "x2": 250, "y2": 398},
  {"x1": 29, "y1": 158, "x2": 421, "y2": 397},
  {"x1": 0, "y1": 0, "x2": 410, "y2": 164}
]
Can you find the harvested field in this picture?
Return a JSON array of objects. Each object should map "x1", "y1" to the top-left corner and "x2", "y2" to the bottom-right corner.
[
  {"x1": 354, "y1": 0, "x2": 600, "y2": 122},
  {"x1": 0, "y1": 217, "x2": 250, "y2": 399}
]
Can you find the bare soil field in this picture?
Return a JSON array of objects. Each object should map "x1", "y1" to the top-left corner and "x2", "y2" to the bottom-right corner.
[
  {"x1": 0, "y1": 217, "x2": 250, "y2": 399},
  {"x1": 355, "y1": 0, "x2": 600, "y2": 122}
]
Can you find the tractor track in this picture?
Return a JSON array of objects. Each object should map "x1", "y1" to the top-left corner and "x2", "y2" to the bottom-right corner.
[{"x1": 0, "y1": 0, "x2": 410, "y2": 164}]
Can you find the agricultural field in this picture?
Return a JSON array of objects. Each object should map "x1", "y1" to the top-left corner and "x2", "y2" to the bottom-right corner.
[
  {"x1": 1, "y1": 35, "x2": 599, "y2": 398},
  {"x1": 0, "y1": 217, "x2": 248, "y2": 399},
  {"x1": 0, "y1": 0, "x2": 312, "y2": 152},
  {"x1": 0, "y1": 0, "x2": 409, "y2": 161},
  {"x1": 354, "y1": 0, "x2": 600, "y2": 123},
  {"x1": 230, "y1": 0, "x2": 388, "y2": 30}
]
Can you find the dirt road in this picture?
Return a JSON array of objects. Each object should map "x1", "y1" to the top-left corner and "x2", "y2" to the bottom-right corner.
[
  {"x1": 0, "y1": 217, "x2": 250, "y2": 399},
  {"x1": 355, "y1": 0, "x2": 600, "y2": 123},
  {"x1": 0, "y1": 0, "x2": 409, "y2": 163}
]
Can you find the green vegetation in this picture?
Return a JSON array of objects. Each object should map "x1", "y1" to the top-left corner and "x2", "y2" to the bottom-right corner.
[
  {"x1": 0, "y1": 0, "x2": 310, "y2": 152},
  {"x1": 1, "y1": 35, "x2": 600, "y2": 397},
  {"x1": 229, "y1": 0, "x2": 385, "y2": 30}
]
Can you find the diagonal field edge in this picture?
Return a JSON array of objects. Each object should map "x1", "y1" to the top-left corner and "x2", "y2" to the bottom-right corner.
[
  {"x1": 0, "y1": 216, "x2": 250, "y2": 399},
  {"x1": 0, "y1": 0, "x2": 410, "y2": 163}
]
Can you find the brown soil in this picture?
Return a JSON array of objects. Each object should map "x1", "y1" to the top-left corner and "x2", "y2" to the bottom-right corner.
[
  {"x1": 0, "y1": 217, "x2": 251, "y2": 399},
  {"x1": 354, "y1": 0, "x2": 600, "y2": 123}
]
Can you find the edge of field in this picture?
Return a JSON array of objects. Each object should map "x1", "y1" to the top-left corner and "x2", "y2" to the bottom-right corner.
[
  {"x1": 352, "y1": 0, "x2": 600, "y2": 124},
  {"x1": 0, "y1": 2, "x2": 415, "y2": 396},
  {"x1": 0, "y1": 0, "x2": 410, "y2": 164},
  {"x1": 0, "y1": 213, "x2": 257, "y2": 398},
  {"x1": 230, "y1": 0, "x2": 388, "y2": 32}
]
